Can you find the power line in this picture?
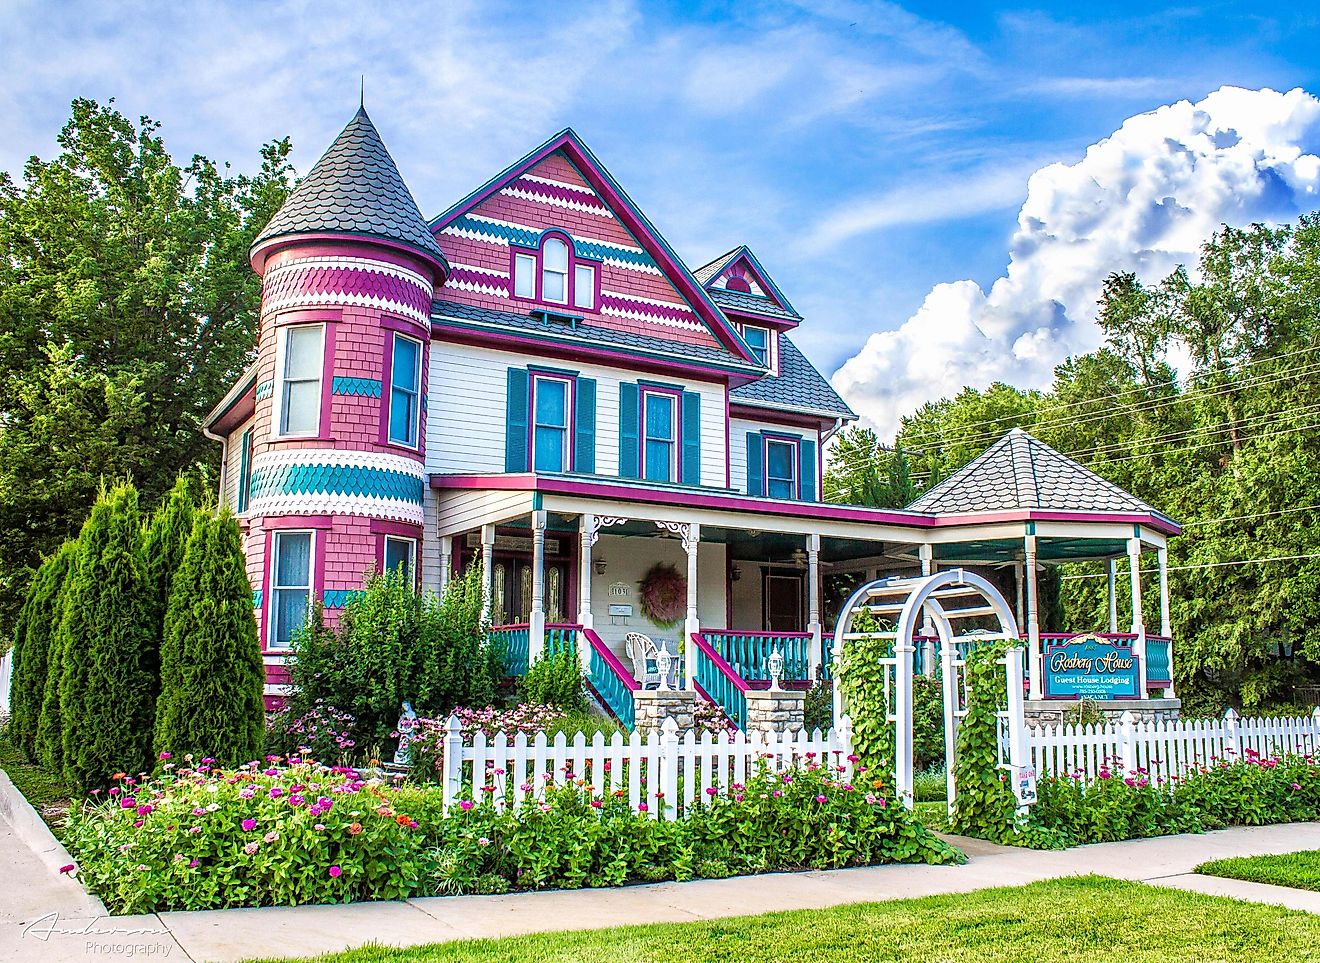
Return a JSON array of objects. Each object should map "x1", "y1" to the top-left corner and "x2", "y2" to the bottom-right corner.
[
  {"x1": 1180, "y1": 504, "x2": 1320, "y2": 528},
  {"x1": 1059, "y1": 551, "x2": 1320, "y2": 580}
]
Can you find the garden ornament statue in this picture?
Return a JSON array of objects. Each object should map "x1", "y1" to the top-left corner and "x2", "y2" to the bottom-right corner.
[
  {"x1": 768, "y1": 647, "x2": 784, "y2": 692},
  {"x1": 656, "y1": 642, "x2": 673, "y2": 691},
  {"x1": 393, "y1": 702, "x2": 418, "y2": 766}
]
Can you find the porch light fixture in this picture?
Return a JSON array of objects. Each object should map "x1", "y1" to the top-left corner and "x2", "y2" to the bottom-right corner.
[
  {"x1": 656, "y1": 642, "x2": 673, "y2": 691},
  {"x1": 731, "y1": 563, "x2": 742, "y2": 582},
  {"x1": 768, "y1": 647, "x2": 784, "y2": 691},
  {"x1": 595, "y1": 558, "x2": 608, "y2": 576}
]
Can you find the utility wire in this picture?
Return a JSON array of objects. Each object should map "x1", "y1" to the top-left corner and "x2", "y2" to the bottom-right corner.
[{"x1": 1059, "y1": 551, "x2": 1320, "y2": 580}]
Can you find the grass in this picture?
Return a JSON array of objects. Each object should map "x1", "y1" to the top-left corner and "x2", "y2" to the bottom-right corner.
[
  {"x1": 1198, "y1": 850, "x2": 1320, "y2": 892},
  {"x1": 0, "y1": 730, "x2": 73, "y2": 833},
  {"x1": 247, "y1": 876, "x2": 1320, "y2": 963}
]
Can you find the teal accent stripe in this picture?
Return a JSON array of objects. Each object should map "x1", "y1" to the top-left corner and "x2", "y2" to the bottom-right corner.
[
  {"x1": 448, "y1": 215, "x2": 656, "y2": 270},
  {"x1": 332, "y1": 377, "x2": 382, "y2": 397},
  {"x1": 255, "y1": 380, "x2": 274, "y2": 401},
  {"x1": 252, "y1": 589, "x2": 263, "y2": 609},
  {"x1": 249, "y1": 463, "x2": 425, "y2": 504},
  {"x1": 322, "y1": 589, "x2": 365, "y2": 609}
]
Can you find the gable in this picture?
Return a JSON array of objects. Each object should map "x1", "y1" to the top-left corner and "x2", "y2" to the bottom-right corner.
[
  {"x1": 695, "y1": 246, "x2": 799, "y2": 321},
  {"x1": 432, "y1": 135, "x2": 757, "y2": 365}
]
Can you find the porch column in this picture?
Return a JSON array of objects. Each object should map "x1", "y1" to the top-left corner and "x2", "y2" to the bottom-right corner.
[
  {"x1": 1107, "y1": 559, "x2": 1119, "y2": 633},
  {"x1": 919, "y1": 543, "x2": 937, "y2": 677},
  {"x1": 684, "y1": 523, "x2": 701, "y2": 690},
  {"x1": 806, "y1": 533, "x2": 822, "y2": 679},
  {"x1": 1159, "y1": 546, "x2": 1175, "y2": 698},
  {"x1": 529, "y1": 510, "x2": 547, "y2": 665},
  {"x1": 479, "y1": 523, "x2": 495, "y2": 623},
  {"x1": 1025, "y1": 535, "x2": 1042, "y2": 699},
  {"x1": 1014, "y1": 560, "x2": 1025, "y2": 629},
  {"x1": 439, "y1": 535, "x2": 453, "y2": 595},
  {"x1": 578, "y1": 514, "x2": 596, "y2": 631},
  {"x1": 1128, "y1": 536, "x2": 1148, "y2": 696}
]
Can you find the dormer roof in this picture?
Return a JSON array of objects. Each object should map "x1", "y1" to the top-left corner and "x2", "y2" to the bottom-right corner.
[
  {"x1": 251, "y1": 107, "x2": 448, "y2": 275},
  {"x1": 692, "y1": 245, "x2": 800, "y2": 323}
]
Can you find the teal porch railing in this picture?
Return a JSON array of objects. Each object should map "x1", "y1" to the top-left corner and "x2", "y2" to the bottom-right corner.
[
  {"x1": 583, "y1": 627, "x2": 640, "y2": 729},
  {"x1": 702, "y1": 631, "x2": 817, "y2": 684},
  {"x1": 489, "y1": 624, "x2": 530, "y2": 676},
  {"x1": 1145, "y1": 635, "x2": 1172, "y2": 686},
  {"x1": 691, "y1": 632, "x2": 750, "y2": 729},
  {"x1": 544, "y1": 624, "x2": 581, "y2": 659}
]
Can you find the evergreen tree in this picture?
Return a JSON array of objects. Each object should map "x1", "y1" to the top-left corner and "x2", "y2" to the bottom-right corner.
[
  {"x1": 58, "y1": 482, "x2": 156, "y2": 793},
  {"x1": 153, "y1": 510, "x2": 264, "y2": 766},
  {"x1": 35, "y1": 543, "x2": 78, "y2": 772},
  {"x1": 7, "y1": 541, "x2": 76, "y2": 759},
  {"x1": 141, "y1": 476, "x2": 196, "y2": 680}
]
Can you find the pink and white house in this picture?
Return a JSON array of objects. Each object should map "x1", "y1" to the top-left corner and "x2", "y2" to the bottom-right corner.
[{"x1": 203, "y1": 108, "x2": 1182, "y2": 727}]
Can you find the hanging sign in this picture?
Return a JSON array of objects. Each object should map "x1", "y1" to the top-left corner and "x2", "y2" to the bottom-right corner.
[{"x1": 1043, "y1": 634, "x2": 1139, "y2": 699}]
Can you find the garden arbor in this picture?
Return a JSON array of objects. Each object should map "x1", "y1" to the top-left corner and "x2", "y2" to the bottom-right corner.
[{"x1": 832, "y1": 569, "x2": 1024, "y2": 810}]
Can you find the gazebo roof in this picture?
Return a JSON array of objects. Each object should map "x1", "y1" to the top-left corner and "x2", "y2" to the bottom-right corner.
[{"x1": 906, "y1": 428, "x2": 1176, "y2": 524}]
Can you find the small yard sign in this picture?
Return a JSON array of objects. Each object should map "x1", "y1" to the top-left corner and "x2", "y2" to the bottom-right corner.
[{"x1": 1043, "y1": 634, "x2": 1139, "y2": 699}]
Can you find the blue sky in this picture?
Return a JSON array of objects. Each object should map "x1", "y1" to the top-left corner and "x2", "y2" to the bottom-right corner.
[{"x1": 3, "y1": 1, "x2": 1319, "y2": 434}]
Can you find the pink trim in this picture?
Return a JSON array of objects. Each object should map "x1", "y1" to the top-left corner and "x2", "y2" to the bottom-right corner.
[
  {"x1": 928, "y1": 509, "x2": 1181, "y2": 537},
  {"x1": 728, "y1": 404, "x2": 831, "y2": 431},
  {"x1": 318, "y1": 322, "x2": 336, "y2": 439},
  {"x1": 723, "y1": 390, "x2": 731, "y2": 489},
  {"x1": 703, "y1": 630, "x2": 812, "y2": 640},
  {"x1": 582, "y1": 627, "x2": 640, "y2": 691},
  {"x1": 379, "y1": 313, "x2": 429, "y2": 340},
  {"x1": 690, "y1": 632, "x2": 750, "y2": 693},
  {"x1": 252, "y1": 233, "x2": 446, "y2": 282},
  {"x1": 261, "y1": 524, "x2": 326, "y2": 653},
  {"x1": 508, "y1": 230, "x2": 602, "y2": 313},
  {"x1": 761, "y1": 431, "x2": 802, "y2": 500},
  {"x1": 379, "y1": 328, "x2": 425, "y2": 452},
  {"x1": 529, "y1": 369, "x2": 578, "y2": 472},
  {"x1": 210, "y1": 383, "x2": 257, "y2": 436},
  {"x1": 264, "y1": 515, "x2": 334, "y2": 530},
  {"x1": 717, "y1": 304, "x2": 801, "y2": 329},
  {"x1": 720, "y1": 253, "x2": 794, "y2": 317}
]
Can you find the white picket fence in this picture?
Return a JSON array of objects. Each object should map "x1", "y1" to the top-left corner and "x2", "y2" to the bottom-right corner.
[
  {"x1": 436, "y1": 715, "x2": 855, "y2": 816},
  {"x1": 1024, "y1": 708, "x2": 1320, "y2": 783}
]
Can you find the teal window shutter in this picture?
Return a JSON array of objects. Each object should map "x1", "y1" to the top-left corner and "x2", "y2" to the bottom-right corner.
[
  {"x1": 237, "y1": 428, "x2": 253, "y2": 512},
  {"x1": 505, "y1": 367, "x2": 530, "y2": 472},
  {"x1": 746, "y1": 432, "x2": 764, "y2": 496},
  {"x1": 799, "y1": 439, "x2": 818, "y2": 501},
  {"x1": 619, "y1": 382, "x2": 640, "y2": 477},
  {"x1": 681, "y1": 391, "x2": 701, "y2": 485},
  {"x1": 574, "y1": 377, "x2": 597, "y2": 474}
]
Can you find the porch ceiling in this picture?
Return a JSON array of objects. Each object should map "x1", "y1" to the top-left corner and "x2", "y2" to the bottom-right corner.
[{"x1": 928, "y1": 535, "x2": 1131, "y2": 564}]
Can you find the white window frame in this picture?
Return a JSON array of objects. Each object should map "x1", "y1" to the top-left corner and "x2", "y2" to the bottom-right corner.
[
  {"x1": 765, "y1": 437, "x2": 799, "y2": 500},
  {"x1": 513, "y1": 253, "x2": 536, "y2": 299},
  {"x1": 641, "y1": 390, "x2": 677, "y2": 483},
  {"x1": 573, "y1": 263, "x2": 596, "y2": 309},
  {"x1": 531, "y1": 374, "x2": 574, "y2": 473},
  {"x1": 541, "y1": 237, "x2": 569, "y2": 305},
  {"x1": 268, "y1": 529, "x2": 314, "y2": 651},
  {"x1": 387, "y1": 332, "x2": 423, "y2": 448},
  {"x1": 383, "y1": 535, "x2": 417, "y2": 582},
  {"x1": 272, "y1": 323, "x2": 325, "y2": 439},
  {"x1": 742, "y1": 325, "x2": 771, "y2": 367}
]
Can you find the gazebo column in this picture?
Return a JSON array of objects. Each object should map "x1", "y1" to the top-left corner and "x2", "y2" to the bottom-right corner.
[
  {"x1": 1158, "y1": 546, "x2": 1175, "y2": 698},
  {"x1": 1128, "y1": 536, "x2": 1148, "y2": 695},
  {"x1": 1107, "y1": 559, "x2": 1119, "y2": 633},
  {"x1": 807, "y1": 534, "x2": 823, "y2": 679},
  {"x1": 578, "y1": 514, "x2": 597, "y2": 632},
  {"x1": 1024, "y1": 535, "x2": 1042, "y2": 699},
  {"x1": 529, "y1": 510, "x2": 547, "y2": 665},
  {"x1": 439, "y1": 535, "x2": 453, "y2": 595},
  {"x1": 479, "y1": 523, "x2": 495, "y2": 623},
  {"x1": 919, "y1": 544, "x2": 937, "y2": 677}
]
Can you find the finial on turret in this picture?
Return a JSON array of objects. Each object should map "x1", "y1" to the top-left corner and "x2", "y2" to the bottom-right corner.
[{"x1": 360, "y1": 75, "x2": 365, "y2": 109}]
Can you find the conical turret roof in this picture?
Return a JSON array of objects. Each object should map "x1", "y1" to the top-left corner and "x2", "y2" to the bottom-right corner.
[{"x1": 253, "y1": 107, "x2": 447, "y2": 270}]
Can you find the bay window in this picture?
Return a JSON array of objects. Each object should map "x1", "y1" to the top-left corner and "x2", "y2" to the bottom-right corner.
[
  {"x1": 277, "y1": 324, "x2": 324, "y2": 436},
  {"x1": 388, "y1": 332, "x2": 422, "y2": 447},
  {"x1": 269, "y1": 531, "x2": 312, "y2": 650}
]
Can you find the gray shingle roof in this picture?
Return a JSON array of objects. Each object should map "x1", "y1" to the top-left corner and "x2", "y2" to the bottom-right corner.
[
  {"x1": 692, "y1": 248, "x2": 740, "y2": 284},
  {"x1": 254, "y1": 107, "x2": 448, "y2": 268},
  {"x1": 906, "y1": 428, "x2": 1175, "y2": 521},
  {"x1": 730, "y1": 335, "x2": 855, "y2": 419},
  {"x1": 709, "y1": 287, "x2": 802, "y2": 322},
  {"x1": 431, "y1": 300, "x2": 760, "y2": 369}
]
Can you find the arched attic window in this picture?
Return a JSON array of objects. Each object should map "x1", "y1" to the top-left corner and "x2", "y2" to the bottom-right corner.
[
  {"x1": 724, "y1": 272, "x2": 752, "y2": 293},
  {"x1": 512, "y1": 232, "x2": 599, "y2": 311}
]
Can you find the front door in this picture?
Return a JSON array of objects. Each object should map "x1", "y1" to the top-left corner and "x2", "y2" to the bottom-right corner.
[
  {"x1": 490, "y1": 559, "x2": 569, "y2": 624},
  {"x1": 764, "y1": 573, "x2": 804, "y2": 632}
]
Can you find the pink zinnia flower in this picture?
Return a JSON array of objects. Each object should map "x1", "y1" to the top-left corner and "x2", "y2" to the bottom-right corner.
[
  {"x1": 243, "y1": 841, "x2": 260, "y2": 855},
  {"x1": 158, "y1": 751, "x2": 171, "y2": 761},
  {"x1": 242, "y1": 818, "x2": 257, "y2": 832},
  {"x1": 459, "y1": 800, "x2": 473, "y2": 811},
  {"x1": 815, "y1": 795, "x2": 828, "y2": 804},
  {"x1": 328, "y1": 865, "x2": 342, "y2": 878},
  {"x1": 59, "y1": 864, "x2": 75, "y2": 875}
]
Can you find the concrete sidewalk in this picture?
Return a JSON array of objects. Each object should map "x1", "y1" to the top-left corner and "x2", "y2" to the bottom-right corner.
[{"x1": 3, "y1": 822, "x2": 1320, "y2": 963}]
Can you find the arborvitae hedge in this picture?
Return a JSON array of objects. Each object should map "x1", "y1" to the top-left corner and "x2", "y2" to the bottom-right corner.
[
  {"x1": 36, "y1": 544, "x2": 78, "y2": 772},
  {"x1": 153, "y1": 510, "x2": 264, "y2": 766},
  {"x1": 141, "y1": 476, "x2": 196, "y2": 682},
  {"x1": 58, "y1": 483, "x2": 157, "y2": 793},
  {"x1": 7, "y1": 541, "x2": 76, "y2": 759}
]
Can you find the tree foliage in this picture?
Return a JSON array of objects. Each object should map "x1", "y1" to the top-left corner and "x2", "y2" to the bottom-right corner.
[
  {"x1": 6, "y1": 541, "x2": 76, "y2": 759},
  {"x1": 0, "y1": 98, "x2": 292, "y2": 633}
]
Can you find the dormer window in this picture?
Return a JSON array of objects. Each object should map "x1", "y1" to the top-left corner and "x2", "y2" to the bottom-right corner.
[
  {"x1": 742, "y1": 325, "x2": 770, "y2": 367},
  {"x1": 511, "y1": 233, "x2": 599, "y2": 311}
]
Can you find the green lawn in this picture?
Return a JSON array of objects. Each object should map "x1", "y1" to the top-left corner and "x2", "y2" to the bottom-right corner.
[
  {"x1": 249, "y1": 876, "x2": 1320, "y2": 963},
  {"x1": 0, "y1": 732, "x2": 72, "y2": 831},
  {"x1": 1198, "y1": 850, "x2": 1320, "y2": 892}
]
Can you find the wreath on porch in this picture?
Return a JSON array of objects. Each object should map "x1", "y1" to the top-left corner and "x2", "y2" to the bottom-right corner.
[{"x1": 639, "y1": 562, "x2": 686, "y2": 629}]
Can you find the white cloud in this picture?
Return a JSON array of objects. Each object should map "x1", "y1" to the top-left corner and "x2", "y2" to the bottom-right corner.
[{"x1": 831, "y1": 85, "x2": 1320, "y2": 438}]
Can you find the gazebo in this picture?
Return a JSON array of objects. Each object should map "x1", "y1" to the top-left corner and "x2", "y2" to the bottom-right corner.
[{"x1": 901, "y1": 428, "x2": 1181, "y2": 707}]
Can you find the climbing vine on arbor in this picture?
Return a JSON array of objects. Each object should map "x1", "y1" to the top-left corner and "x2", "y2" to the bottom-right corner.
[{"x1": 836, "y1": 609, "x2": 895, "y2": 780}]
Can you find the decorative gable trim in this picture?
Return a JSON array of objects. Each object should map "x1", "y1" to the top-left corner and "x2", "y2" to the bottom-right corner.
[
  {"x1": 698, "y1": 245, "x2": 799, "y2": 319},
  {"x1": 429, "y1": 129, "x2": 759, "y2": 367}
]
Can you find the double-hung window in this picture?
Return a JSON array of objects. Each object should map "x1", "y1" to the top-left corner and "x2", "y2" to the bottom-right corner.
[
  {"x1": 270, "y1": 531, "x2": 312, "y2": 650},
  {"x1": 573, "y1": 264, "x2": 595, "y2": 309},
  {"x1": 532, "y1": 376, "x2": 571, "y2": 472},
  {"x1": 383, "y1": 536, "x2": 416, "y2": 581},
  {"x1": 541, "y1": 237, "x2": 569, "y2": 304},
  {"x1": 511, "y1": 234, "x2": 598, "y2": 309},
  {"x1": 388, "y1": 333, "x2": 422, "y2": 447},
  {"x1": 513, "y1": 252, "x2": 537, "y2": 299},
  {"x1": 642, "y1": 391, "x2": 676, "y2": 483},
  {"x1": 278, "y1": 324, "x2": 324, "y2": 436},
  {"x1": 743, "y1": 326, "x2": 770, "y2": 367},
  {"x1": 766, "y1": 438, "x2": 798, "y2": 499}
]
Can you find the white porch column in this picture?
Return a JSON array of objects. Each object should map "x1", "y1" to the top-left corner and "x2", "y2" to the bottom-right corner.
[
  {"x1": 529, "y1": 510, "x2": 547, "y2": 665},
  {"x1": 1107, "y1": 559, "x2": 1119, "y2": 634},
  {"x1": 479, "y1": 524, "x2": 495, "y2": 624},
  {"x1": 1128, "y1": 536, "x2": 1148, "y2": 696},
  {"x1": 684, "y1": 524, "x2": 701, "y2": 690},
  {"x1": 578, "y1": 514, "x2": 596, "y2": 631},
  {"x1": 919, "y1": 543, "x2": 937, "y2": 677},
  {"x1": 807, "y1": 533, "x2": 822, "y2": 679},
  {"x1": 439, "y1": 535, "x2": 453, "y2": 596},
  {"x1": 1159, "y1": 545, "x2": 1174, "y2": 698},
  {"x1": 1025, "y1": 535, "x2": 1042, "y2": 700}
]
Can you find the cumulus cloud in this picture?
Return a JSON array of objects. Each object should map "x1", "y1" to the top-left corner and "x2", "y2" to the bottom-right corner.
[{"x1": 831, "y1": 85, "x2": 1320, "y2": 438}]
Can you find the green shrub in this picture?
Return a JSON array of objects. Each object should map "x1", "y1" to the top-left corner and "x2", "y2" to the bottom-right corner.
[
  {"x1": 417, "y1": 564, "x2": 499, "y2": 712},
  {"x1": 140, "y1": 476, "x2": 196, "y2": 680},
  {"x1": 521, "y1": 643, "x2": 587, "y2": 714},
  {"x1": 7, "y1": 541, "x2": 76, "y2": 760},
  {"x1": 913, "y1": 765, "x2": 948, "y2": 803},
  {"x1": 153, "y1": 510, "x2": 265, "y2": 766},
  {"x1": 58, "y1": 482, "x2": 156, "y2": 794},
  {"x1": 803, "y1": 678, "x2": 832, "y2": 733}
]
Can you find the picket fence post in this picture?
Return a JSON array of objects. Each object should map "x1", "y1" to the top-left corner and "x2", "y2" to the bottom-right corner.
[
  {"x1": 1310, "y1": 707, "x2": 1320, "y2": 756},
  {"x1": 1223, "y1": 707, "x2": 1241, "y2": 761},
  {"x1": 1118, "y1": 711, "x2": 1137, "y2": 774},
  {"x1": 660, "y1": 716, "x2": 680, "y2": 819},
  {"x1": 442, "y1": 714, "x2": 464, "y2": 810}
]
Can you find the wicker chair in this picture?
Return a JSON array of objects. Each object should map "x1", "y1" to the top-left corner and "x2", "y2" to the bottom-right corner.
[{"x1": 624, "y1": 632, "x2": 661, "y2": 689}]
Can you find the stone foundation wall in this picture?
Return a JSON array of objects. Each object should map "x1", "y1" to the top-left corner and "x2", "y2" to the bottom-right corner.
[
  {"x1": 633, "y1": 690, "x2": 696, "y2": 739},
  {"x1": 745, "y1": 689, "x2": 806, "y2": 737},
  {"x1": 1024, "y1": 698, "x2": 1181, "y2": 727}
]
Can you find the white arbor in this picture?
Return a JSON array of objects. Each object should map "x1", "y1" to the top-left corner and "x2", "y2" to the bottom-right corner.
[{"x1": 831, "y1": 568, "x2": 1026, "y2": 810}]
